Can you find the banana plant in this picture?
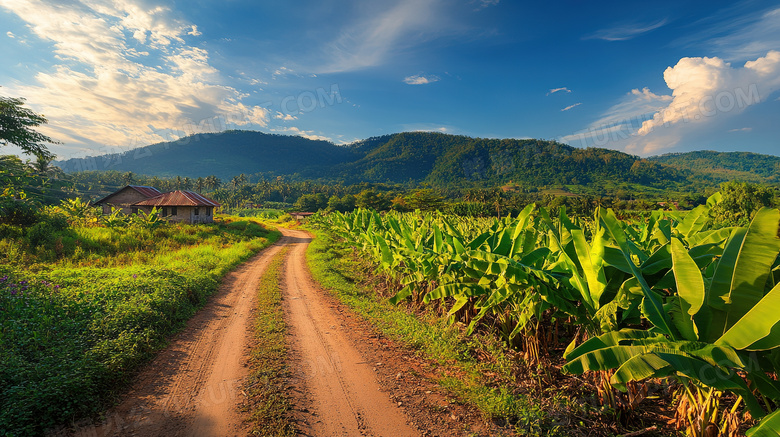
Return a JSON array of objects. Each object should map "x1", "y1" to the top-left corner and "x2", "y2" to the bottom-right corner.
[{"x1": 563, "y1": 207, "x2": 780, "y2": 435}]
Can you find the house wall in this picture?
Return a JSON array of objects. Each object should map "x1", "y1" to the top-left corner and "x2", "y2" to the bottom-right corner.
[
  {"x1": 98, "y1": 188, "x2": 150, "y2": 214},
  {"x1": 139, "y1": 205, "x2": 215, "y2": 224},
  {"x1": 190, "y1": 206, "x2": 215, "y2": 224}
]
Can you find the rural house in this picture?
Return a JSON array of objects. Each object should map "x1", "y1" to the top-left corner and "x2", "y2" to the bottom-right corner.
[
  {"x1": 289, "y1": 212, "x2": 315, "y2": 221},
  {"x1": 92, "y1": 185, "x2": 162, "y2": 214},
  {"x1": 133, "y1": 190, "x2": 221, "y2": 224}
]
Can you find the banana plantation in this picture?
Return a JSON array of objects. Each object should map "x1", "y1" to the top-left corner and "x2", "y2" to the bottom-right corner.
[{"x1": 313, "y1": 194, "x2": 780, "y2": 436}]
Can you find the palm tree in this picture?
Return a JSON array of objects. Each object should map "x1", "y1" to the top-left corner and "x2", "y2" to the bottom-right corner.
[
  {"x1": 28, "y1": 154, "x2": 64, "y2": 179},
  {"x1": 205, "y1": 175, "x2": 221, "y2": 190},
  {"x1": 122, "y1": 171, "x2": 136, "y2": 185},
  {"x1": 195, "y1": 177, "x2": 205, "y2": 193}
]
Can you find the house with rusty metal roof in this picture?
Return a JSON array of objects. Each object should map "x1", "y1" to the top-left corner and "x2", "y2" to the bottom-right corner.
[
  {"x1": 92, "y1": 185, "x2": 163, "y2": 215},
  {"x1": 133, "y1": 190, "x2": 221, "y2": 224}
]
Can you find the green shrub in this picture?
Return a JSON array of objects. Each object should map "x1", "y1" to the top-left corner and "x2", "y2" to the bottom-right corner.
[
  {"x1": 0, "y1": 199, "x2": 39, "y2": 226},
  {"x1": 25, "y1": 221, "x2": 55, "y2": 248}
]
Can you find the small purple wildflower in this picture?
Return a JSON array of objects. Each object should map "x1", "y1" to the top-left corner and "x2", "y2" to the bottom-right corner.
[{"x1": 132, "y1": 274, "x2": 138, "y2": 279}]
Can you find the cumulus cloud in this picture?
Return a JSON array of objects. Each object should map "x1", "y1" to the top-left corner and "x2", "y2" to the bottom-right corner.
[
  {"x1": 547, "y1": 87, "x2": 570, "y2": 95},
  {"x1": 561, "y1": 103, "x2": 581, "y2": 111},
  {"x1": 561, "y1": 51, "x2": 780, "y2": 155},
  {"x1": 0, "y1": 0, "x2": 268, "y2": 157},
  {"x1": 637, "y1": 51, "x2": 780, "y2": 137},
  {"x1": 403, "y1": 74, "x2": 440, "y2": 85}
]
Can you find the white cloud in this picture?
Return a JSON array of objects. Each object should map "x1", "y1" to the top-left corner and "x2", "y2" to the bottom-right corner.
[
  {"x1": 272, "y1": 66, "x2": 294, "y2": 78},
  {"x1": 274, "y1": 111, "x2": 297, "y2": 121},
  {"x1": 403, "y1": 74, "x2": 440, "y2": 85},
  {"x1": 319, "y1": 0, "x2": 439, "y2": 73},
  {"x1": 561, "y1": 51, "x2": 780, "y2": 155},
  {"x1": 547, "y1": 87, "x2": 570, "y2": 95},
  {"x1": 6, "y1": 31, "x2": 14, "y2": 38},
  {"x1": 561, "y1": 103, "x2": 581, "y2": 111},
  {"x1": 0, "y1": 0, "x2": 268, "y2": 157},
  {"x1": 560, "y1": 88, "x2": 674, "y2": 149},
  {"x1": 187, "y1": 25, "x2": 201, "y2": 36},
  {"x1": 637, "y1": 51, "x2": 780, "y2": 137},
  {"x1": 684, "y1": 6, "x2": 780, "y2": 61},
  {"x1": 132, "y1": 29, "x2": 147, "y2": 43},
  {"x1": 414, "y1": 126, "x2": 448, "y2": 133},
  {"x1": 586, "y1": 18, "x2": 668, "y2": 41},
  {"x1": 474, "y1": 0, "x2": 499, "y2": 10},
  {"x1": 275, "y1": 126, "x2": 332, "y2": 142},
  {"x1": 401, "y1": 123, "x2": 454, "y2": 133},
  {"x1": 728, "y1": 127, "x2": 752, "y2": 132}
]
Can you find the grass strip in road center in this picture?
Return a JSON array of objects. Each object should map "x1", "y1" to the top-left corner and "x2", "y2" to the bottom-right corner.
[{"x1": 244, "y1": 245, "x2": 296, "y2": 437}]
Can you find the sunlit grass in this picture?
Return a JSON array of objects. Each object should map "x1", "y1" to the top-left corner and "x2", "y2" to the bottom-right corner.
[{"x1": 0, "y1": 215, "x2": 281, "y2": 435}]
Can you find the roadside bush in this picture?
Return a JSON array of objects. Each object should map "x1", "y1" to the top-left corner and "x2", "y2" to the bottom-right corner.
[
  {"x1": 0, "y1": 223, "x2": 23, "y2": 239},
  {"x1": 0, "y1": 199, "x2": 40, "y2": 226},
  {"x1": 25, "y1": 220, "x2": 55, "y2": 248}
]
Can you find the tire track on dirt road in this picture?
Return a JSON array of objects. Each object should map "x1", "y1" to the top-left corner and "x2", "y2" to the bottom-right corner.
[
  {"x1": 71, "y1": 237, "x2": 287, "y2": 437},
  {"x1": 281, "y1": 228, "x2": 418, "y2": 437},
  {"x1": 69, "y1": 227, "x2": 417, "y2": 437}
]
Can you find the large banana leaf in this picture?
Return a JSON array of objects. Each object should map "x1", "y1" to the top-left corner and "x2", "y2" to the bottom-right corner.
[
  {"x1": 599, "y1": 208, "x2": 675, "y2": 338},
  {"x1": 723, "y1": 208, "x2": 780, "y2": 330},
  {"x1": 705, "y1": 208, "x2": 780, "y2": 341},
  {"x1": 716, "y1": 281, "x2": 780, "y2": 350},
  {"x1": 746, "y1": 409, "x2": 780, "y2": 437},
  {"x1": 670, "y1": 238, "x2": 705, "y2": 340},
  {"x1": 675, "y1": 204, "x2": 711, "y2": 239},
  {"x1": 613, "y1": 350, "x2": 764, "y2": 416},
  {"x1": 570, "y1": 226, "x2": 608, "y2": 308},
  {"x1": 563, "y1": 329, "x2": 662, "y2": 363}
]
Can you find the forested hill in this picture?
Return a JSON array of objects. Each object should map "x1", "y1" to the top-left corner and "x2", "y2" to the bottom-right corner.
[
  {"x1": 648, "y1": 151, "x2": 780, "y2": 184},
  {"x1": 335, "y1": 132, "x2": 687, "y2": 187},
  {"x1": 55, "y1": 130, "x2": 769, "y2": 190},
  {"x1": 55, "y1": 130, "x2": 359, "y2": 180}
]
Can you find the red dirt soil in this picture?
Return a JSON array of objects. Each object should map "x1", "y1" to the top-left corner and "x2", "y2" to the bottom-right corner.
[{"x1": 63, "y1": 227, "x2": 493, "y2": 437}]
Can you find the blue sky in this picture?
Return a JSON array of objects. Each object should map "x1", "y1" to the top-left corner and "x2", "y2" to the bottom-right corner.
[{"x1": 1, "y1": 0, "x2": 779, "y2": 160}]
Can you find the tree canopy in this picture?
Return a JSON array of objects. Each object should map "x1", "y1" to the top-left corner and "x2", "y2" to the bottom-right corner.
[{"x1": 0, "y1": 95, "x2": 58, "y2": 160}]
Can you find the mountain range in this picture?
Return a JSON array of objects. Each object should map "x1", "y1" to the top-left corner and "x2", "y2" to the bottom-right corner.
[{"x1": 55, "y1": 130, "x2": 780, "y2": 191}]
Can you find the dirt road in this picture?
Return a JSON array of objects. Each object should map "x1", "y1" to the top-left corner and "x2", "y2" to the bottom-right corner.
[
  {"x1": 71, "y1": 228, "x2": 417, "y2": 437},
  {"x1": 282, "y1": 228, "x2": 417, "y2": 437}
]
